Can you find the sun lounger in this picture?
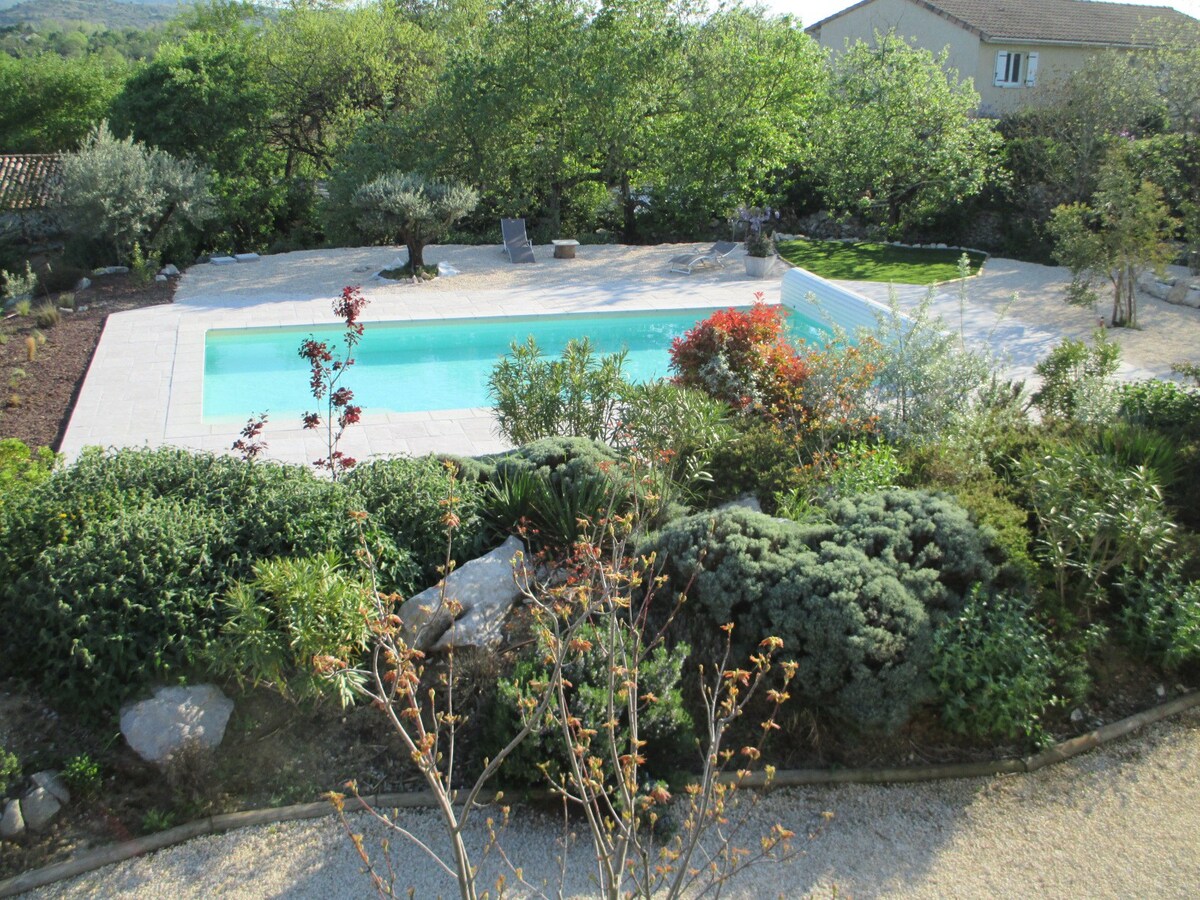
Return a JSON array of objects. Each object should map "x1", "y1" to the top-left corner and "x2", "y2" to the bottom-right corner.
[
  {"x1": 501, "y1": 217, "x2": 536, "y2": 264},
  {"x1": 669, "y1": 241, "x2": 740, "y2": 275}
]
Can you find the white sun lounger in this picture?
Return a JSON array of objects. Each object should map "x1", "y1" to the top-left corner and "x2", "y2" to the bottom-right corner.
[{"x1": 669, "y1": 240, "x2": 740, "y2": 275}]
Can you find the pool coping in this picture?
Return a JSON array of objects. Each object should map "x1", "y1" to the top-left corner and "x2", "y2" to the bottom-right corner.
[{"x1": 60, "y1": 276, "x2": 784, "y2": 465}]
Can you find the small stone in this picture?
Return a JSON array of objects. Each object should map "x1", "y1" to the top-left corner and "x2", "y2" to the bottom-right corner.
[
  {"x1": 1070, "y1": 708, "x2": 1085, "y2": 724},
  {"x1": 155, "y1": 274, "x2": 168, "y2": 282},
  {"x1": 77, "y1": 304, "x2": 89, "y2": 312},
  {"x1": 0, "y1": 799, "x2": 23, "y2": 839},
  {"x1": 120, "y1": 685, "x2": 235, "y2": 765},
  {"x1": 21, "y1": 787, "x2": 61, "y2": 831},
  {"x1": 91, "y1": 266, "x2": 129, "y2": 276},
  {"x1": 159, "y1": 264, "x2": 180, "y2": 277},
  {"x1": 31, "y1": 771, "x2": 70, "y2": 805},
  {"x1": 1156, "y1": 684, "x2": 1167, "y2": 698},
  {"x1": 74, "y1": 277, "x2": 91, "y2": 291}
]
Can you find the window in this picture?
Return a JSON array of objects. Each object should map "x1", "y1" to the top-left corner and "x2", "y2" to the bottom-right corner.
[{"x1": 994, "y1": 50, "x2": 1039, "y2": 87}]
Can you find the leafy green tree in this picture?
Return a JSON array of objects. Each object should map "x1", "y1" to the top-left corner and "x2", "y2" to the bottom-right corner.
[
  {"x1": 643, "y1": 9, "x2": 824, "y2": 237},
  {"x1": 110, "y1": 29, "x2": 288, "y2": 250},
  {"x1": 56, "y1": 123, "x2": 214, "y2": 264},
  {"x1": 259, "y1": 2, "x2": 443, "y2": 175},
  {"x1": 813, "y1": 31, "x2": 1001, "y2": 234},
  {"x1": 1139, "y1": 18, "x2": 1200, "y2": 136},
  {"x1": 352, "y1": 172, "x2": 478, "y2": 269},
  {"x1": 0, "y1": 53, "x2": 128, "y2": 153},
  {"x1": 1048, "y1": 143, "x2": 1178, "y2": 327}
]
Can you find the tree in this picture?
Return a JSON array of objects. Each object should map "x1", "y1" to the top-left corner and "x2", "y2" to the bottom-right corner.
[
  {"x1": 352, "y1": 172, "x2": 478, "y2": 270},
  {"x1": 0, "y1": 53, "x2": 127, "y2": 153},
  {"x1": 110, "y1": 29, "x2": 289, "y2": 251},
  {"x1": 813, "y1": 31, "x2": 1001, "y2": 234},
  {"x1": 1048, "y1": 143, "x2": 1178, "y2": 327},
  {"x1": 56, "y1": 123, "x2": 214, "y2": 264}
]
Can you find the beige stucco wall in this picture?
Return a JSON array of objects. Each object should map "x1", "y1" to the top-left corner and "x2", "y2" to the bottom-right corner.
[
  {"x1": 814, "y1": 0, "x2": 981, "y2": 87},
  {"x1": 974, "y1": 43, "x2": 1102, "y2": 116}
]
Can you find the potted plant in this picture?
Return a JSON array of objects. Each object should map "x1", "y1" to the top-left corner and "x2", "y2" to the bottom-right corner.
[{"x1": 738, "y1": 205, "x2": 778, "y2": 278}]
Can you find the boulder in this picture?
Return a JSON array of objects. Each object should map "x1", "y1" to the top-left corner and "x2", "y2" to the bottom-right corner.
[
  {"x1": 1168, "y1": 282, "x2": 1189, "y2": 306},
  {"x1": 0, "y1": 800, "x2": 23, "y2": 839},
  {"x1": 20, "y1": 787, "x2": 60, "y2": 831},
  {"x1": 31, "y1": 770, "x2": 69, "y2": 805},
  {"x1": 120, "y1": 685, "x2": 235, "y2": 765},
  {"x1": 159, "y1": 264, "x2": 180, "y2": 277},
  {"x1": 155, "y1": 274, "x2": 168, "y2": 282},
  {"x1": 209, "y1": 256, "x2": 237, "y2": 266},
  {"x1": 399, "y1": 536, "x2": 527, "y2": 652},
  {"x1": 718, "y1": 495, "x2": 763, "y2": 514},
  {"x1": 74, "y1": 277, "x2": 91, "y2": 291},
  {"x1": 92, "y1": 266, "x2": 130, "y2": 276}
]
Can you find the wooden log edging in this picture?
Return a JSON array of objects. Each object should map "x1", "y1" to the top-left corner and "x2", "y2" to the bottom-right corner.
[{"x1": 3, "y1": 690, "x2": 1199, "y2": 898}]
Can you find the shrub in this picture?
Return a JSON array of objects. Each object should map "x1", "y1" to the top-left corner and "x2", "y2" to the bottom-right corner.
[
  {"x1": 344, "y1": 455, "x2": 485, "y2": 588},
  {"x1": 484, "y1": 621, "x2": 694, "y2": 788},
  {"x1": 1, "y1": 261, "x2": 36, "y2": 306},
  {"x1": 0, "y1": 439, "x2": 56, "y2": 505},
  {"x1": 0, "y1": 746, "x2": 19, "y2": 797},
  {"x1": 33, "y1": 302, "x2": 60, "y2": 328},
  {"x1": 1119, "y1": 561, "x2": 1200, "y2": 670},
  {"x1": 1117, "y1": 379, "x2": 1200, "y2": 435},
  {"x1": 1032, "y1": 331, "x2": 1120, "y2": 423},
  {"x1": 57, "y1": 123, "x2": 213, "y2": 265},
  {"x1": 650, "y1": 500, "x2": 1000, "y2": 731},
  {"x1": 489, "y1": 337, "x2": 628, "y2": 446},
  {"x1": 1021, "y1": 446, "x2": 1176, "y2": 615},
  {"x1": 6, "y1": 498, "x2": 235, "y2": 715},
  {"x1": 931, "y1": 587, "x2": 1059, "y2": 742},
  {"x1": 0, "y1": 447, "x2": 469, "y2": 714},
  {"x1": 669, "y1": 301, "x2": 808, "y2": 413},
  {"x1": 775, "y1": 438, "x2": 906, "y2": 520},
  {"x1": 211, "y1": 552, "x2": 371, "y2": 706},
  {"x1": 61, "y1": 754, "x2": 102, "y2": 799}
]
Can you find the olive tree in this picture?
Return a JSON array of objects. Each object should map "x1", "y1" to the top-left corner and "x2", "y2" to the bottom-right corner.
[
  {"x1": 57, "y1": 123, "x2": 213, "y2": 265},
  {"x1": 1048, "y1": 143, "x2": 1178, "y2": 327},
  {"x1": 351, "y1": 172, "x2": 478, "y2": 270}
]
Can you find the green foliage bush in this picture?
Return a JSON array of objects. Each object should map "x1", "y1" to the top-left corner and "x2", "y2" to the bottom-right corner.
[
  {"x1": 651, "y1": 494, "x2": 1007, "y2": 731},
  {"x1": 489, "y1": 337, "x2": 628, "y2": 446},
  {"x1": 0, "y1": 447, "x2": 478, "y2": 715},
  {"x1": 8, "y1": 498, "x2": 234, "y2": 716},
  {"x1": 57, "y1": 123, "x2": 213, "y2": 265},
  {"x1": 1118, "y1": 379, "x2": 1200, "y2": 434},
  {"x1": 931, "y1": 588, "x2": 1060, "y2": 742},
  {"x1": 484, "y1": 621, "x2": 694, "y2": 788},
  {"x1": 1119, "y1": 562, "x2": 1200, "y2": 670},
  {"x1": 61, "y1": 754, "x2": 102, "y2": 800},
  {"x1": 0, "y1": 439, "x2": 56, "y2": 506},
  {"x1": 211, "y1": 552, "x2": 371, "y2": 706},
  {"x1": 1032, "y1": 331, "x2": 1121, "y2": 423},
  {"x1": 0, "y1": 746, "x2": 19, "y2": 798}
]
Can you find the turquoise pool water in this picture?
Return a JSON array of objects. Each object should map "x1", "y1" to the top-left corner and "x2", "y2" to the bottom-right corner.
[{"x1": 203, "y1": 305, "x2": 830, "y2": 420}]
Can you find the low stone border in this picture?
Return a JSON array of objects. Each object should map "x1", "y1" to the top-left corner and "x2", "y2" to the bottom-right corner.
[{"x1": 3, "y1": 691, "x2": 1198, "y2": 898}]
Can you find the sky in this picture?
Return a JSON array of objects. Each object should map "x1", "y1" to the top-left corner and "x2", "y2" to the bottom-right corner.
[{"x1": 763, "y1": 0, "x2": 1200, "y2": 28}]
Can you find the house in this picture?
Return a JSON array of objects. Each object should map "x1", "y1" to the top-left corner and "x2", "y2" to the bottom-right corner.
[
  {"x1": 807, "y1": 0, "x2": 1199, "y2": 116},
  {"x1": 0, "y1": 154, "x2": 62, "y2": 244}
]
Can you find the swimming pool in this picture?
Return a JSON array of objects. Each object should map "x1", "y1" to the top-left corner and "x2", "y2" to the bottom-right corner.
[{"x1": 202, "y1": 305, "x2": 830, "y2": 420}]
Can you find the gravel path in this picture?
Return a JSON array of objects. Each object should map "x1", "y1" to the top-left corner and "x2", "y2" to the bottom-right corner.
[{"x1": 27, "y1": 709, "x2": 1200, "y2": 898}]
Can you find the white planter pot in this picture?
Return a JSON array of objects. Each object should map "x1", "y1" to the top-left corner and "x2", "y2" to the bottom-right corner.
[{"x1": 743, "y1": 255, "x2": 775, "y2": 278}]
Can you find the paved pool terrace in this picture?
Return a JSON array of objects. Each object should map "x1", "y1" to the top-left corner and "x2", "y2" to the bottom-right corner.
[
  {"x1": 59, "y1": 274, "x2": 787, "y2": 465},
  {"x1": 60, "y1": 250, "x2": 1172, "y2": 468}
]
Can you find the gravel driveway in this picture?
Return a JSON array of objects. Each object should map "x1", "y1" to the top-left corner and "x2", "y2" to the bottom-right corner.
[{"x1": 26, "y1": 708, "x2": 1200, "y2": 898}]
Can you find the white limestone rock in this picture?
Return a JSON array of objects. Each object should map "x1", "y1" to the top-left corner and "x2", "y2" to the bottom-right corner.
[
  {"x1": 31, "y1": 770, "x2": 69, "y2": 805},
  {"x1": 234, "y1": 253, "x2": 260, "y2": 263},
  {"x1": 399, "y1": 536, "x2": 526, "y2": 652},
  {"x1": 120, "y1": 685, "x2": 235, "y2": 765},
  {"x1": 209, "y1": 256, "x2": 237, "y2": 266},
  {"x1": 159, "y1": 264, "x2": 181, "y2": 277},
  {"x1": 20, "y1": 787, "x2": 60, "y2": 831},
  {"x1": 1, "y1": 800, "x2": 23, "y2": 839}
]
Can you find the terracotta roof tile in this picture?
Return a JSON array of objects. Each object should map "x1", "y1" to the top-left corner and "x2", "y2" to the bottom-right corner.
[
  {"x1": 0, "y1": 154, "x2": 62, "y2": 211},
  {"x1": 915, "y1": 0, "x2": 1196, "y2": 46}
]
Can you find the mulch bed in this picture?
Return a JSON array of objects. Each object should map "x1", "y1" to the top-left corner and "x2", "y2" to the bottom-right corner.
[{"x1": 0, "y1": 275, "x2": 174, "y2": 451}]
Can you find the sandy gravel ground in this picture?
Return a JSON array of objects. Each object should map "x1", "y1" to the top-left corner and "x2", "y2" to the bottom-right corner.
[{"x1": 27, "y1": 708, "x2": 1200, "y2": 898}]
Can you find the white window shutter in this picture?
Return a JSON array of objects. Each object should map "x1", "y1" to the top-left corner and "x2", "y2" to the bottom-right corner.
[
  {"x1": 994, "y1": 51, "x2": 1009, "y2": 86},
  {"x1": 1025, "y1": 52, "x2": 1039, "y2": 86}
]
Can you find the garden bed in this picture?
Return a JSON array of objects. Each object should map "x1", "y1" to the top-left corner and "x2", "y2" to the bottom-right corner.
[{"x1": 0, "y1": 276, "x2": 174, "y2": 451}]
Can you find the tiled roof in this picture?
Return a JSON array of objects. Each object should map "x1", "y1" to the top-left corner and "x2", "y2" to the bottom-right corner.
[
  {"x1": 812, "y1": 0, "x2": 1198, "y2": 46},
  {"x1": 0, "y1": 154, "x2": 62, "y2": 211}
]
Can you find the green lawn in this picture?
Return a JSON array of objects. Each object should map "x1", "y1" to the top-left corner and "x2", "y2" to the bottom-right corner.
[{"x1": 777, "y1": 238, "x2": 987, "y2": 285}]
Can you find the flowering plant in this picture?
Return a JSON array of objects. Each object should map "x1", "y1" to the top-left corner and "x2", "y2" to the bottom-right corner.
[{"x1": 737, "y1": 205, "x2": 779, "y2": 258}]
